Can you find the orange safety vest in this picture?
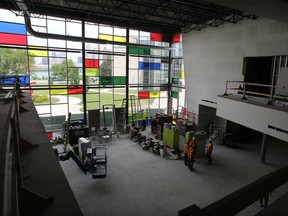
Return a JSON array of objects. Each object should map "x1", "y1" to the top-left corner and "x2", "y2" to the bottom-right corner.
[
  {"x1": 184, "y1": 143, "x2": 189, "y2": 154},
  {"x1": 189, "y1": 140, "x2": 196, "y2": 147},
  {"x1": 188, "y1": 148, "x2": 196, "y2": 159},
  {"x1": 207, "y1": 142, "x2": 213, "y2": 153}
]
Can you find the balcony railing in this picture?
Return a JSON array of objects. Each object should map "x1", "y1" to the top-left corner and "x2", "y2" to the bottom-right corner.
[{"x1": 224, "y1": 81, "x2": 288, "y2": 106}]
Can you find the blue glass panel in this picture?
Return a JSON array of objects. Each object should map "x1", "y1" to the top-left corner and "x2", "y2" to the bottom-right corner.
[
  {"x1": 139, "y1": 62, "x2": 161, "y2": 70},
  {"x1": 1, "y1": 75, "x2": 30, "y2": 86},
  {"x1": 0, "y1": 22, "x2": 26, "y2": 35},
  {"x1": 150, "y1": 62, "x2": 161, "y2": 70},
  {"x1": 139, "y1": 62, "x2": 150, "y2": 70}
]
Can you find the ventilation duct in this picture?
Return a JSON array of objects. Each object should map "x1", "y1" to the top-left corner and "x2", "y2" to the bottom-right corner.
[{"x1": 23, "y1": 13, "x2": 171, "y2": 50}]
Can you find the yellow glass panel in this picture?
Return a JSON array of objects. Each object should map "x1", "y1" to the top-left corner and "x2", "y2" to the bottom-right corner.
[
  {"x1": 99, "y1": 34, "x2": 113, "y2": 41},
  {"x1": 50, "y1": 86, "x2": 67, "y2": 95},
  {"x1": 179, "y1": 71, "x2": 185, "y2": 78},
  {"x1": 99, "y1": 34, "x2": 126, "y2": 43},
  {"x1": 114, "y1": 35, "x2": 126, "y2": 43},
  {"x1": 149, "y1": 91, "x2": 160, "y2": 98},
  {"x1": 28, "y1": 47, "x2": 48, "y2": 57},
  {"x1": 86, "y1": 68, "x2": 99, "y2": 76}
]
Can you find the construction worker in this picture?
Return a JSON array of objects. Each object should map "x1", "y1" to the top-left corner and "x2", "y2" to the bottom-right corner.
[
  {"x1": 188, "y1": 137, "x2": 195, "y2": 147},
  {"x1": 183, "y1": 142, "x2": 189, "y2": 166},
  {"x1": 206, "y1": 139, "x2": 213, "y2": 164},
  {"x1": 188, "y1": 143, "x2": 197, "y2": 171},
  {"x1": 189, "y1": 137, "x2": 198, "y2": 152}
]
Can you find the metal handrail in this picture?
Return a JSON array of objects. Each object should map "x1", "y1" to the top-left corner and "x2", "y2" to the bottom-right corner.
[
  {"x1": 1, "y1": 81, "x2": 20, "y2": 216},
  {"x1": 224, "y1": 81, "x2": 288, "y2": 104}
]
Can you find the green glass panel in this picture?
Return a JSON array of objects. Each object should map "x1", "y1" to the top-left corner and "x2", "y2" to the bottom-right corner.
[
  {"x1": 129, "y1": 47, "x2": 139, "y2": 54},
  {"x1": 171, "y1": 91, "x2": 178, "y2": 99},
  {"x1": 113, "y1": 76, "x2": 126, "y2": 85},
  {"x1": 99, "y1": 76, "x2": 113, "y2": 85},
  {"x1": 172, "y1": 77, "x2": 179, "y2": 84},
  {"x1": 128, "y1": 47, "x2": 150, "y2": 55},
  {"x1": 139, "y1": 48, "x2": 150, "y2": 55}
]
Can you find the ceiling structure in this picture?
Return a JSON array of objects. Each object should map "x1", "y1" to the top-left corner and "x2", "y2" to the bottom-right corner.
[
  {"x1": 205, "y1": 0, "x2": 288, "y2": 25},
  {"x1": 0, "y1": 0, "x2": 258, "y2": 35}
]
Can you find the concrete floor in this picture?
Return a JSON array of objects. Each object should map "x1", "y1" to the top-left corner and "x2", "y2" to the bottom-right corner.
[{"x1": 59, "y1": 131, "x2": 288, "y2": 216}]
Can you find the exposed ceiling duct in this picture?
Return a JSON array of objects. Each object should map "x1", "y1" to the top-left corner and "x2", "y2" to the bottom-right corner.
[{"x1": 23, "y1": 13, "x2": 172, "y2": 50}]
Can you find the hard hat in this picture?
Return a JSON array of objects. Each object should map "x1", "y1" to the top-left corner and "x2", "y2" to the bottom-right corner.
[
  {"x1": 209, "y1": 138, "x2": 212, "y2": 142},
  {"x1": 192, "y1": 137, "x2": 196, "y2": 141}
]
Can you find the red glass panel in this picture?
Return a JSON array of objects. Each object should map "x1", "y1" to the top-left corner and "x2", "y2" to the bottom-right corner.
[
  {"x1": 173, "y1": 34, "x2": 181, "y2": 43},
  {"x1": 150, "y1": 33, "x2": 162, "y2": 42},
  {"x1": 138, "y1": 91, "x2": 149, "y2": 99},
  {"x1": 68, "y1": 85, "x2": 83, "y2": 94},
  {"x1": 85, "y1": 59, "x2": 99, "y2": 68},
  {"x1": 47, "y1": 132, "x2": 53, "y2": 140},
  {"x1": 0, "y1": 33, "x2": 27, "y2": 45}
]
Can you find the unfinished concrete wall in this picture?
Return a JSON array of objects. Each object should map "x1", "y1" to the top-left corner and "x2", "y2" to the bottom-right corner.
[{"x1": 183, "y1": 17, "x2": 288, "y2": 114}]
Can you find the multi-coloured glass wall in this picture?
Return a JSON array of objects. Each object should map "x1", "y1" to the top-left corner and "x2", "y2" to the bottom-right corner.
[
  {"x1": 0, "y1": 9, "x2": 185, "y2": 132},
  {"x1": 171, "y1": 34, "x2": 185, "y2": 114}
]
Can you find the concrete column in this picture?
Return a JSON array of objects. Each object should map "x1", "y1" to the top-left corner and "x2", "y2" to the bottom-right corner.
[{"x1": 260, "y1": 133, "x2": 267, "y2": 164}]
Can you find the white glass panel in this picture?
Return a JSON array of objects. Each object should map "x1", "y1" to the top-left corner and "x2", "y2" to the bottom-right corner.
[
  {"x1": 129, "y1": 70, "x2": 138, "y2": 84},
  {"x1": 0, "y1": 9, "x2": 24, "y2": 23},
  {"x1": 159, "y1": 97, "x2": 168, "y2": 113},
  {"x1": 66, "y1": 20, "x2": 82, "y2": 37},
  {"x1": 139, "y1": 31, "x2": 150, "y2": 45},
  {"x1": 48, "y1": 39, "x2": 66, "y2": 48},
  {"x1": 36, "y1": 105, "x2": 51, "y2": 115},
  {"x1": 129, "y1": 30, "x2": 139, "y2": 43},
  {"x1": 178, "y1": 88, "x2": 185, "y2": 108},
  {"x1": 27, "y1": 35, "x2": 48, "y2": 46},
  {"x1": 67, "y1": 41, "x2": 82, "y2": 49},
  {"x1": 114, "y1": 55, "x2": 126, "y2": 76},
  {"x1": 99, "y1": 44, "x2": 113, "y2": 52},
  {"x1": 99, "y1": 25, "x2": 113, "y2": 34},
  {"x1": 47, "y1": 19, "x2": 65, "y2": 35},
  {"x1": 85, "y1": 43, "x2": 99, "y2": 51},
  {"x1": 114, "y1": 27, "x2": 126, "y2": 36},
  {"x1": 31, "y1": 16, "x2": 47, "y2": 27},
  {"x1": 85, "y1": 23, "x2": 99, "y2": 38},
  {"x1": 150, "y1": 98, "x2": 159, "y2": 110},
  {"x1": 114, "y1": 45, "x2": 126, "y2": 53},
  {"x1": 69, "y1": 95, "x2": 83, "y2": 115},
  {"x1": 129, "y1": 56, "x2": 138, "y2": 69}
]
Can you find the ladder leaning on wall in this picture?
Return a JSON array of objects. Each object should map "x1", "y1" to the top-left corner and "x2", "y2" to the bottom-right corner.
[
  {"x1": 130, "y1": 95, "x2": 137, "y2": 123},
  {"x1": 116, "y1": 98, "x2": 126, "y2": 133},
  {"x1": 129, "y1": 95, "x2": 142, "y2": 124}
]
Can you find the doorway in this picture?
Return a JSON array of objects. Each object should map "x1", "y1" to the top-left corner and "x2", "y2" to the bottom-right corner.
[{"x1": 243, "y1": 57, "x2": 273, "y2": 94}]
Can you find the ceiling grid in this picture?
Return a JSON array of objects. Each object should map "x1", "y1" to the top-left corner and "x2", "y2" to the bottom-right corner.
[{"x1": 1, "y1": 0, "x2": 258, "y2": 35}]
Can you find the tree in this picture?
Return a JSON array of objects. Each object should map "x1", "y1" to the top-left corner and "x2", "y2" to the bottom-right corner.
[
  {"x1": 0, "y1": 48, "x2": 35, "y2": 75},
  {"x1": 100, "y1": 56, "x2": 112, "y2": 76},
  {"x1": 51, "y1": 59, "x2": 80, "y2": 85}
]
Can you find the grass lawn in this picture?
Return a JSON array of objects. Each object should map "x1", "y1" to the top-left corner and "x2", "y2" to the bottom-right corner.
[
  {"x1": 29, "y1": 87, "x2": 151, "y2": 110},
  {"x1": 33, "y1": 96, "x2": 60, "y2": 105}
]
